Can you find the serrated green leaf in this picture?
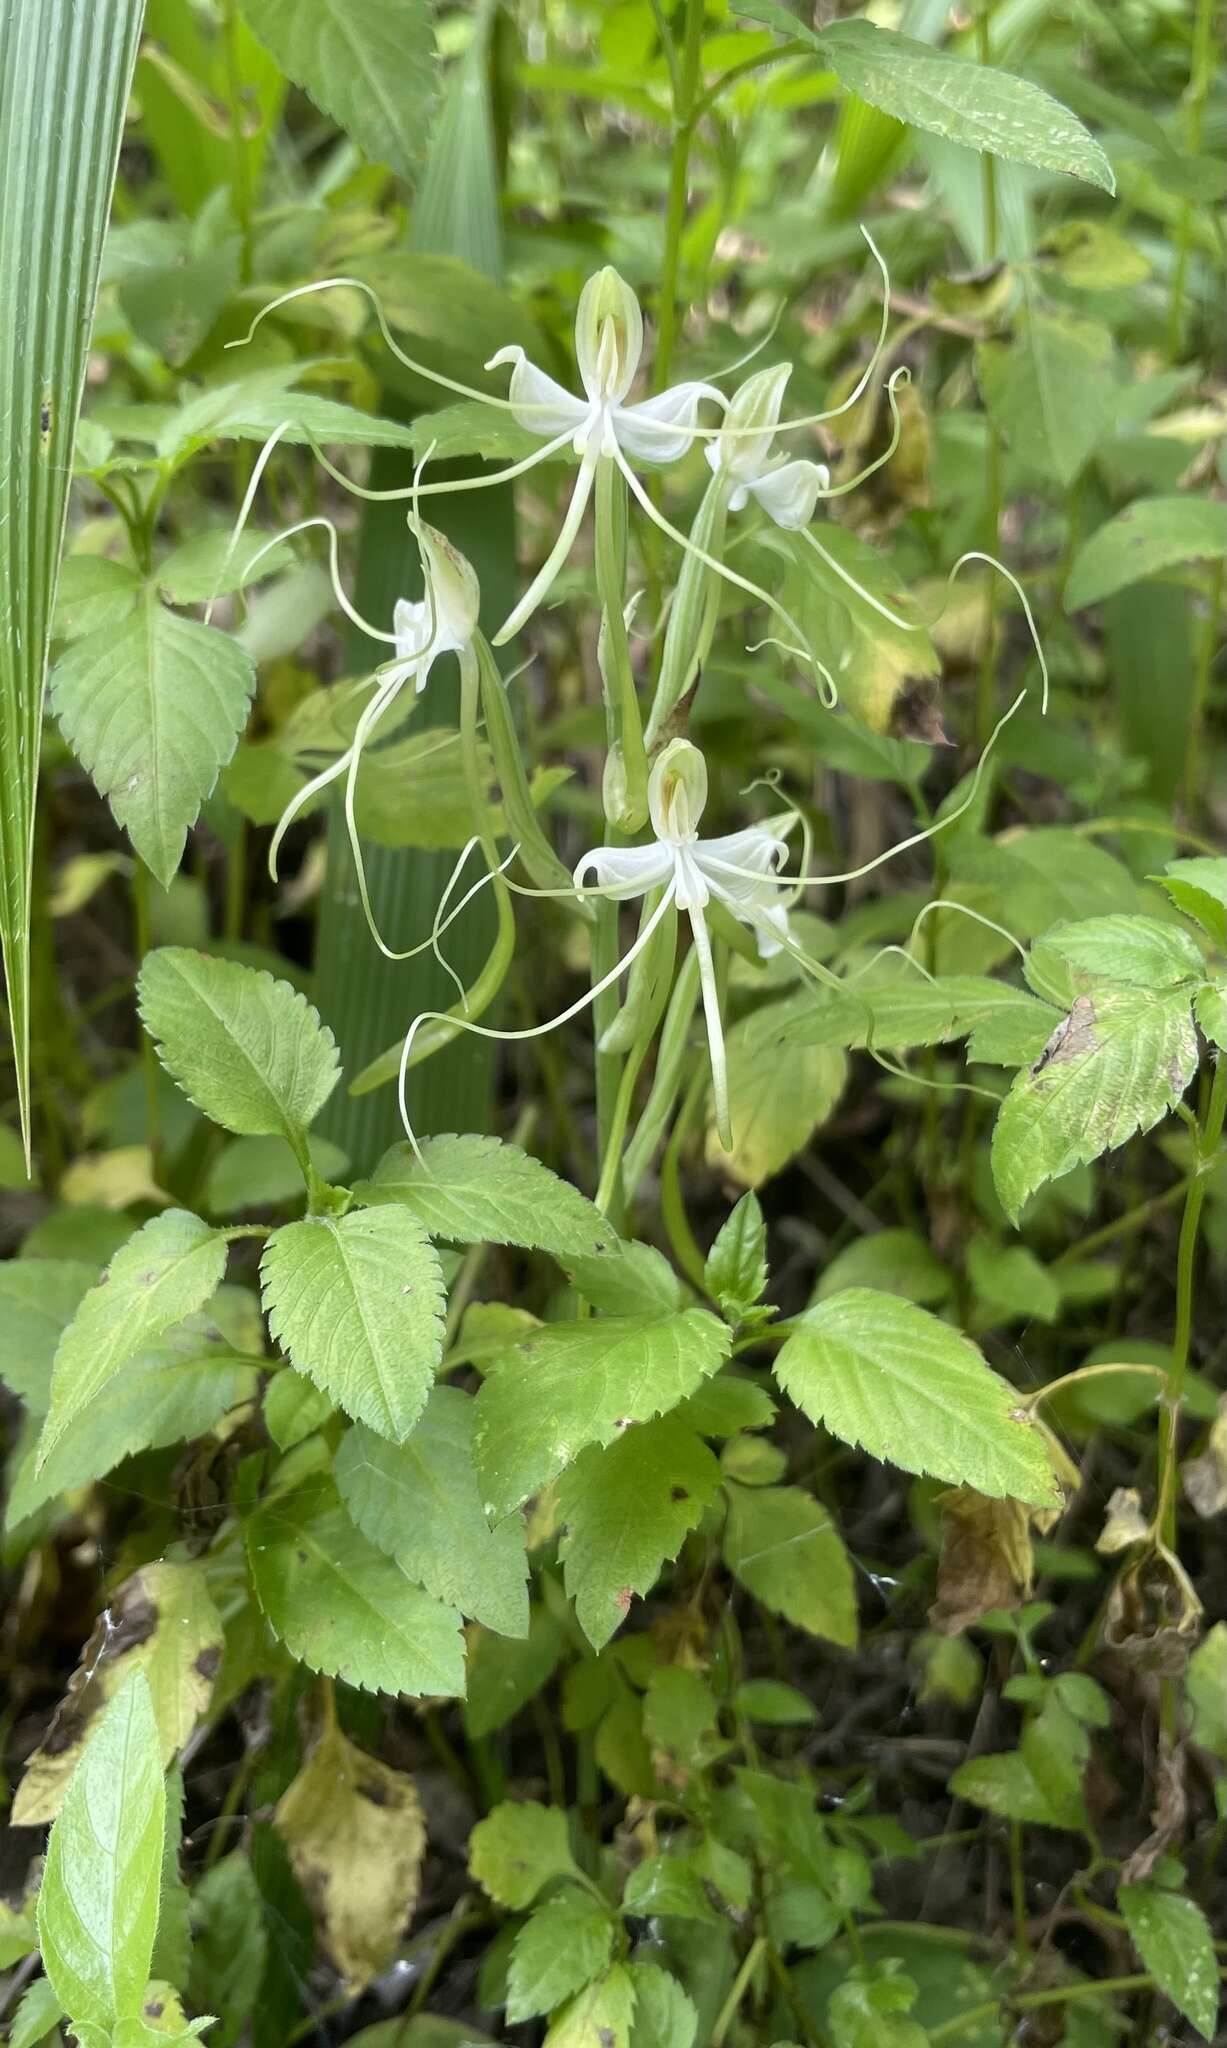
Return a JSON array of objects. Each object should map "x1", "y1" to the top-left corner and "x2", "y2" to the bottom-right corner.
[
  {"x1": 54, "y1": 555, "x2": 144, "y2": 641},
  {"x1": 468, "y1": 1799, "x2": 582, "y2": 1910},
  {"x1": 0, "y1": 0, "x2": 145, "y2": 1161},
  {"x1": 38, "y1": 1211, "x2": 228, "y2": 1470},
  {"x1": 237, "y1": 0, "x2": 435, "y2": 182},
  {"x1": 546, "y1": 1966, "x2": 636, "y2": 2048},
  {"x1": 261, "y1": 1209, "x2": 444, "y2": 1442},
  {"x1": 564, "y1": 1240, "x2": 682, "y2": 1316},
  {"x1": 139, "y1": 948, "x2": 339, "y2": 1148},
  {"x1": 1154, "y1": 858, "x2": 1226, "y2": 948},
  {"x1": 723, "y1": 1483, "x2": 857, "y2": 1646},
  {"x1": 10, "y1": 1333, "x2": 257, "y2": 1527},
  {"x1": 704, "y1": 1193, "x2": 768, "y2": 1320},
  {"x1": 14, "y1": 1561, "x2": 221, "y2": 1826},
  {"x1": 1066, "y1": 496, "x2": 1226, "y2": 610},
  {"x1": 355, "y1": 1133, "x2": 617, "y2": 1258},
  {"x1": 506, "y1": 1890, "x2": 615, "y2": 2024},
  {"x1": 782, "y1": 973, "x2": 1052, "y2": 1056},
  {"x1": 159, "y1": 377, "x2": 425, "y2": 460},
  {"x1": 408, "y1": 401, "x2": 547, "y2": 464},
  {"x1": 738, "y1": 4, "x2": 1113, "y2": 190},
  {"x1": 152, "y1": 1766, "x2": 190, "y2": 1993},
  {"x1": 776, "y1": 1289, "x2": 1057, "y2": 1505},
  {"x1": 627, "y1": 1963, "x2": 697, "y2": 2048},
  {"x1": 1026, "y1": 915, "x2": 1206, "y2": 1003},
  {"x1": 991, "y1": 985, "x2": 1199, "y2": 1222},
  {"x1": 335, "y1": 1389, "x2": 529, "y2": 1637},
  {"x1": 51, "y1": 596, "x2": 255, "y2": 886},
  {"x1": 474, "y1": 1310, "x2": 732, "y2": 1519},
  {"x1": 557, "y1": 1418, "x2": 722, "y2": 1651},
  {"x1": 1195, "y1": 984, "x2": 1226, "y2": 1052},
  {"x1": 7, "y1": 1978, "x2": 63, "y2": 2048},
  {"x1": 37, "y1": 1672, "x2": 165, "y2": 2032},
  {"x1": 977, "y1": 312, "x2": 1116, "y2": 488},
  {"x1": 0, "y1": 1257, "x2": 97, "y2": 1410},
  {"x1": 967, "y1": 1240, "x2": 1060, "y2": 1326},
  {"x1": 245, "y1": 1479, "x2": 465, "y2": 1696},
  {"x1": 157, "y1": 529, "x2": 294, "y2": 606},
  {"x1": 1119, "y1": 1884, "x2": 1220, "y2": 2041}
]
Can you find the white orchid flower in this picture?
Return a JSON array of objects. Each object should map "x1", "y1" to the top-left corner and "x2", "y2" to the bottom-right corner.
[
  {"x1": 706, "y1": 362, "x2": 832, "y2": 529},
  {"x1": 268, "y1": 518, "x2": 481, "y2": 960}
]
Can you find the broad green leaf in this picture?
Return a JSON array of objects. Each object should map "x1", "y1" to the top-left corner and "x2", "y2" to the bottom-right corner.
[
  {"x1": 160, "y1": 377, "x2": 426, "y2": 459},
  {"x1": 204, "y1": 1133, "x2": 350, "y2": 1216},
  {"x1": 782, "y1": 973, "x2": 1054, "y2": 1056},
  {"x1": 0, "y1": 1257, "x2": 96, "y2": 1410},
  {"x1": 0, "y1": 0, "x2": 144, "y2": 1161},
  {"x1": 157, "y1": 529, "x2": 295, "y2": 606},
  {"x1": 977, "y1": 312, "x2": 1116, "y2": 488},
  {"x1": 355, "y1": 1133, "x2": 617, "y2": 1258},
  {"x1": 54, "y1": 555, "x2": 144, "y2": 640},
  {"x1": 473, "y1": 1310, "x2": 733, "y2": 1519},
  {"x1": 407, "y1": 401, "x2": 546, "y2": 464},
  {"x1": 1154, "y1": 858, "x2": 1226, "y2": 948},
  {"x1": 37, "y1": 1672, "x2": 165, "y2": 2032},
  {"x1": 813, "y1": 1229, "x2": 951, "y2": 1309},
  {"x1": 1195, "y1": 984, "x2": 1226, "y2": 1052},
  {"x1": 10, "y1": 1333, "x2": 258, "y2": 1527},
  {"x1": 38, "y1": 1211, "x2": 228, "y2": 1469},
  {"x1": 1026, "y1": 915, "x2": 1206, "y2": 1003},
  {"x1": 738, "y1": 4, "x2": 1113, "y2": 190},
  {"x1": 674, "y1": 1373, "x2": 776, "y2": 1438},
  {"x1": 468, "y1": 1799, "x2": 582, "y2": 1910},
  {"x1": 262, "y1": 1209, "x2": 444, "y2": 1441},
  {"x1": 622, "y1": 1856, "x2": 719, "y2": 1924},
  {"x1": 138, "y1": 949, "x2": 339, "y2": 1147},
  {"x1": 706, "y1": 991, "x2": 847, "y2": 1187},
  {"x1": 245, "y1": 1479, "x2": 465, "y2": 1696},
  {"x1": 723, "y1": 1483, "x2": 857, "y2": 1646},
  {"x1": 736, "y1": 1680, "x2": 817, "y2": 1728},
  {"x1": 237, "y1": 0, "x2": 435, "y2": 182},
  {"x1": 967, "y1": 1240, "x2": 1060, "y2": 1326},
  {"x1": 1119, "y1": 1884, "x2": 1219, "y2": 2042},
  {"x1": 948, "y1": 1749, "x2": 1065, "y2": 1827},
  {"x1": 0, "y1": 1900, "x2": 38, "y2": 1970},
  {"x1": 564, "y1": 1240, "x2": 682, "y2": 1316},
  {"x1": 14, "y1": 1561, "x2": 222, "y2": 1825},
  {"x1": 644, "y1": 1667, "x2": 721, "y2": 1769},
  {"x1": 776, "y1": 1289, "x2": 1057, "y2": 1505},
  {"x1": 352, "y1": 727, "x2": 496, "y2": 851},
  {"x1": 557, "y1": 1418, "x2": 722, "y2": 1651},
  {"x1": 991, "y1": 985, "x2": 1199, "y2": 1222},
  {"x1": 627, "y1": 1963, "x2": 698, "y2": 2048},
  {"x1": 704, "y1": 1193, "x2": 769, "y2": 1321},
  {"x1": 335, "y1": 1390, "x2": 529, "y2": 1637},
  {"x1": 152, "y1": 1767, "x2": 190, "y2": 1994},
  {"x1": 275, "y1": 1722, "x2": 425, "y2": 1991},
  {"x1": 506, "y1": 1890, "x2": 616, "y2": 2024},
  {"x1": 51, "y1": 597, "x2": 256, "y2": 886},
  {"x1": 464, "y1": 1607, "x2": 566, "y2": 1741},
  {"x1": 545, "y1": 1966, "x2": 635, "y2": 2048},
  {"x1": 1066, "y1": 497, "x2": 1227, "y2": 610},
  {"x1": 187, "y1": 1855, "x2": 266, "y2": 2048}
]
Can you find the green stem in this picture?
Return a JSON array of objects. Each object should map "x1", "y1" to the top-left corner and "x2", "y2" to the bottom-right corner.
[
  {"x1": 1156, "y1": 1055, "x2": 1227, "y2": 1550},
  {"x1": 1183, "y1": 555, "x2": 1224, "y2": 813},
  {"x1": 929, "y1": 1970, "x2": 1227, "y2": 2043},
  {"x1": 711, "y1": 1935, "x2": 768, "y2": 2048},
  {"x1": 222, "y1": 0, "x2": 255, "y2": 283},
  {"x1": 974, "y1": 5, "x2": 1003, "y2": 753},
  {"x1": 1053, "y1": 1174, "x2": 1194, "y2": 1264},
  {"x1": 132, "y1": 862, "x2": 162, "y2": 1174},
  {"x1": 655, "y1": 0, "x2": 705, "y2": 392},
  {"x1": 660, "y1": 1063, "x2": 708, "y2": 1291}
]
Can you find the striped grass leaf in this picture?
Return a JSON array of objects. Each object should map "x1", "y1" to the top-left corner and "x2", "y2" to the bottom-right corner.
[{"x1": 0, "y1": 0, "x2": 144, "y2": 1166}]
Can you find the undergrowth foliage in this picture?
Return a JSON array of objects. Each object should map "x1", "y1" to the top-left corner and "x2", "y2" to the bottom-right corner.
[{"x1": 1, "y1": 3, "x2": 1225, "y2": 2048}]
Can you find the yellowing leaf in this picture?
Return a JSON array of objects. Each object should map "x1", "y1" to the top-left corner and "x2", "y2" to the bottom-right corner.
[
  {"x1": 275, "y1": 1721, "x2": 425, "y2": 1990},
  {"x1": 13, "y1": 1560, "x2": 222, "y2": 1825}
]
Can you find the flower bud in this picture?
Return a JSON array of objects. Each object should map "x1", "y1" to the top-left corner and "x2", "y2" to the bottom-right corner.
[
  {"x1": 710, "y1": 362, "x2": 791, "y2": 482},
  {"x1": 648, "y1": 738, "x2": 708, "y2": 845},
  {"x1": 410, "y1": 518, "x2": 481, "y2": 651},
  {"x1": 575, "y1": 267, "x2": 644, "y2": 407}
]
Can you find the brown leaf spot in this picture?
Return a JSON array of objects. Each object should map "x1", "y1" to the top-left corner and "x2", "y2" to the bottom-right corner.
[
  {"x1": 616, "y1": 1588, "x2": 634, "y2": 1613},
  {"x1": 670, "y1": 1485, "x2": 689, "y2": 1503},
  {"x1": 1031, "y1": 994, "x2": 1098, "y2": 1075},
  {"x1": 194, "y1": 1644, "x2": 222, "y2": 1682}
]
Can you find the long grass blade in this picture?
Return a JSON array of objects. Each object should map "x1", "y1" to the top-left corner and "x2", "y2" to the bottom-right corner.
[
  {"x1": 314, "y1": 8, "x2": 515, "y2": 1170},
  {"x1": 0, "y1": 0, "x2": 145, "y2": 1169}
]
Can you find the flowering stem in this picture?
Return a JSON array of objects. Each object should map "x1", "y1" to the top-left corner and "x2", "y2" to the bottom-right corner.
[
  {"x1": 655, "y1": 0, "x2": 706, "y2": 393},
  {"x1": 595, "y1": 459, "x2": 649, "y2": 829}
]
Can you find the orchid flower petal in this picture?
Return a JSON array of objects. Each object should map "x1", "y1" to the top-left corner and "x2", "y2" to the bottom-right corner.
[
  {"x1": 487, "y1": 346, "x2": 589, "y2": 443},
  {"x1": 747, "y1": 458, "x2": 831, "y2": 529},
  {"x1": 573, "y1": 842, "x2": 675, "y2": 901},
  {"x1": 615, "y1": 381, "x2": 725, "y2": 466}
]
